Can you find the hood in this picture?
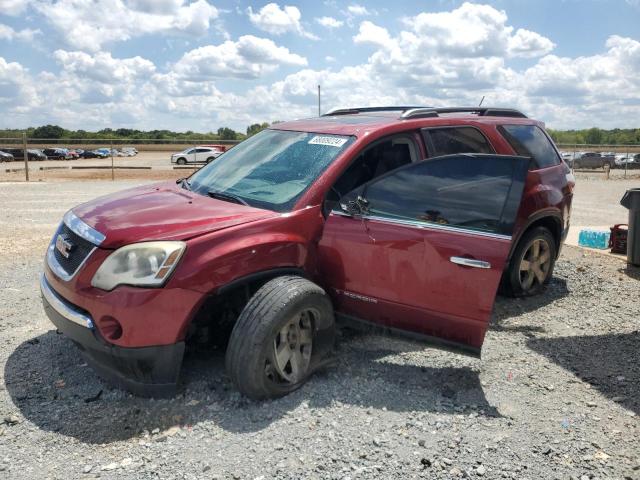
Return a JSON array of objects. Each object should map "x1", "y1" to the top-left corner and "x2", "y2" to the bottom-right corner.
[{"x1": 72, "y1": 181, "x2": 277, "y2": 248}]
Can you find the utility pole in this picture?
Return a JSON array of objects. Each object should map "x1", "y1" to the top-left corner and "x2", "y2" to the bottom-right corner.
[
  {"x1": 318, "y1": 85, "x2": 321, "y2": 116},
  {"x1": 22, "y1": 132, "x2": 29, "y2": 182}
]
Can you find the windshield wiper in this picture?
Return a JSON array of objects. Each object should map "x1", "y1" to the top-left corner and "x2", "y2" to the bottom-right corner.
[
  {"x1": 176, "y1": 178, "x2": 191, "y2": 191},
  {"x1": 207, "y1": 189, "x2": 249, "y2": 206}
]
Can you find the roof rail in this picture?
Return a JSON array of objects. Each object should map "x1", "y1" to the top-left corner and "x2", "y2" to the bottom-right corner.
[
  {"x1": 401, "y1": 107, "x2": 527, "y2": 119},
  {"x1": 323, "y1": 106, "x2": 527, "y2": 119},
  {"x1": 323, "y1": 106, "x2": 430, "y2": 116}
]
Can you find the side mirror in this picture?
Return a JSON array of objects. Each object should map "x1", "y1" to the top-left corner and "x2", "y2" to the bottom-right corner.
[{"x1": 340, "y1": 195, "x2": 369, "y2": 216}]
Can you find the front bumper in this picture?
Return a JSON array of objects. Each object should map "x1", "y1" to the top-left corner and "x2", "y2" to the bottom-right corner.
[{"x1": 40, "y1": 274, "x2": 184, "y2": 397}]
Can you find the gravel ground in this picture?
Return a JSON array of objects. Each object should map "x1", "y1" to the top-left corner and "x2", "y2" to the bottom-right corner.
[{"x1": 0, "y1": 181, "x2": 639, "y2": 480}]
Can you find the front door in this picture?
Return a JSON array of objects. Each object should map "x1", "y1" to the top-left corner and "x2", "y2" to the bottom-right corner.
[{"x1": 317, "y1": 153, "x2": 530, "y2": 354}]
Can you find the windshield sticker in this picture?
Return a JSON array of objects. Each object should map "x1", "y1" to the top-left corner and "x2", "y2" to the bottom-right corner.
[{"x1": 308, "y1": 136, "x2": 348, "y2": 148}]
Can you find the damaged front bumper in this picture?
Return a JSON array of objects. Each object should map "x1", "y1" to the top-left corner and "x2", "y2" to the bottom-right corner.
[{"x1": 40, "y1": 274, "x2": 183, "y2": 397}]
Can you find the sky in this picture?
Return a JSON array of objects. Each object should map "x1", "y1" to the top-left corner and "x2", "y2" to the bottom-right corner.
[{"x1": 0, "y1": 0, "x2": 639, "y2": 132}]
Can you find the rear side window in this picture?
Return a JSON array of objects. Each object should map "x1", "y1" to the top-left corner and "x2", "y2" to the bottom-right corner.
[
  {"x1": 422, "y1": 127, "x2": 494, "y2": 157},
  {"x1": 499, "y1": 125, "x2": 560, "y2": 169}
]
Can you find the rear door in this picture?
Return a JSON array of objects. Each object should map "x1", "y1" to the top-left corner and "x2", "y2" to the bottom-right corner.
[{"x1": 318, "y1": 153, "x2": 530, "y2": 353}]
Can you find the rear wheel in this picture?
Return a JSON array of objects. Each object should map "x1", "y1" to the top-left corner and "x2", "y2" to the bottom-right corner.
[
  {"x1": 176, "y1": 157, "x2": 186, "y2": 165},
  {"x1": 502, "y1": 227, "x2": 557, "y2": 297},
  {"x1": 225, "y1": 276, "x2": 334, "y2": 400}
]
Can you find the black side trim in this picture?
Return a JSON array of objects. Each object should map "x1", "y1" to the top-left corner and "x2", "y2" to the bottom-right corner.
[
  {"x1": 335, "y1": 313, "x2": 481, "y2": 358},
  {"x1": 216, "y1": 267, "x2": 306, "y2": 294}
]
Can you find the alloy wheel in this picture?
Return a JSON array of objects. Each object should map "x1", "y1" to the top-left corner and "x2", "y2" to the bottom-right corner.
[
  {"x1": 267, "y1": 309, "x2": 314, "y2": 384},
  {"x1": 519, "y1": 238, "x2": 552, "y2": 291}
]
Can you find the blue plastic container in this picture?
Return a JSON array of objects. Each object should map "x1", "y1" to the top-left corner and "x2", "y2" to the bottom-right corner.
[{"x1": 578, "y1": 229, "x2": 611, "y2": 249}]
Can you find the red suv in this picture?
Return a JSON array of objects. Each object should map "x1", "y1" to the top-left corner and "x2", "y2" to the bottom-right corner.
[{"x1": 41, "y1": 107, "x2": 574, "y2": 399}]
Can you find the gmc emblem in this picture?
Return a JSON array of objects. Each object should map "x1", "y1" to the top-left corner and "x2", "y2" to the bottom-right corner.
[{"x1": 55, "y1": 234, "x2": 75, "y2": 259}]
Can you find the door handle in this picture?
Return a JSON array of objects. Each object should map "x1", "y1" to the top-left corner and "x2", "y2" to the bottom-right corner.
[{"x1": 450, "y1": 256, "x2": 491, "y2": 269}]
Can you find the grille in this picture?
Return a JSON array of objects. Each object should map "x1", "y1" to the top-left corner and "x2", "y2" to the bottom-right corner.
[{"x1": 51, "y1": 223, "x2": 96, "y2": 277}]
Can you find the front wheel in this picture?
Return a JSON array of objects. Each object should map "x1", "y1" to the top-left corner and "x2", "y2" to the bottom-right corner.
[
  {"x1": 206, "y1": 156, "x2": 215, "y2": 163},
  {"x1": 176, "y1": 158, "x2": 186, "y2": 165},
  {"x1": 225, "y1": 276, "x2": 335, "y2": 400},
  {"x1": 502, "y1": 227, "x2": 557, "y2": 297}
]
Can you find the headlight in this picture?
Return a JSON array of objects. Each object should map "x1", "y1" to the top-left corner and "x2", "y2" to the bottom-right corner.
[{"x1": 91, "y1": 241, "x2": 186, "y2": 291}]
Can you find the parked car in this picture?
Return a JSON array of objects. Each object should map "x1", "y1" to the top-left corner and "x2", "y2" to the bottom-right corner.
[
  {"x1": 4, "y1": 148, "x2": 47, "y2": 161},
  {"x1": 0, "y1": 150, "x2": 14, "y2": 162},
  {"x1": 170, "y1": 147, "x2": 223, "y2": 165},
  {"x1": 41, "y1": 106, "x2": 574, "y2": 399},
  {"x1": 572, "y1": 151, "x2": 613, "y2": 169},
  {"x1": 43, "y1": 148, "x2": 70, "y2": 160},
  {"x1": 614, "y1": 153, "x2": 640, "y2": 169},
  {"x1": 80, "y1": 150, "x2": 98, "y2": 158},
  {"x1": 121, "y1": 147, "x2": 138, "y2": 155},
  {"x1": 94, "y1": 148, "x2": 111, "y2": 158}
]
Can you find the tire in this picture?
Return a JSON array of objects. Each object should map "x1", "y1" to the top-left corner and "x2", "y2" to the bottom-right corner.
[
  {"x1": 176, "y1": 157, "x2": 186, "y2": 165},
  {"x1": 501, "y1": 227, "x2": 557, "y2": 297},
  {"x1": 206, "y1": 156, "x2": 215, "y2": 163},
  {"x1": 225, "y1": 276, "x2": 334, "y2": 400},
  {"x1": 573, "y1": 160, "x2": 580, "y2": 169}
]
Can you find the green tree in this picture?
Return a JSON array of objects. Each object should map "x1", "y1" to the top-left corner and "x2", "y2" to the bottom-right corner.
[
  {"x1": 32, "y1": 124, "x2": 66, "y2": 139},
  {"x1": 584, "y1": 127, "x2": 603, "y2": 145},
  {"x1": 246, "y1": 122, "x2": 270, "y2": 136},
  {"x1": 217, "y1": 127, "x2": 238, "y2": 140}
]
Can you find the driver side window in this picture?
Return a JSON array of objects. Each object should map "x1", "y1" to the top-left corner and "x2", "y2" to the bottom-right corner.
[{"x1": 331, "y1": 134, "x2": 419, "y2": 200}]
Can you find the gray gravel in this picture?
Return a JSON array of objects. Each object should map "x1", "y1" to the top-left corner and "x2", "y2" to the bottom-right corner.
[{"x1": 0, "y1": 181, "x2": 639, "y2": 479}]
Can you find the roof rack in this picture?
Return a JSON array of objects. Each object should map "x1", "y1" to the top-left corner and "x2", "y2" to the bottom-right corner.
[
  {"x1": 401, "y1": 107, "x2": 527, "y2": 119},
  {"x1": 322, "y1": 106, "x2": 430, "y2": 116},
  {"x1": 323, "y1": 106, "x2": 527, "y2": 119}
]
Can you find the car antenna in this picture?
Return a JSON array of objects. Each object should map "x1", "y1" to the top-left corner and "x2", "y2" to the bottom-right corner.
[{"x1": 478, "y1": 95, "x2": 485, "y2": 107}]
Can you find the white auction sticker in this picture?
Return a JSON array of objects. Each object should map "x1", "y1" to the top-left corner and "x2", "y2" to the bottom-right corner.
[{"x1": 308, "y1": 136, "x2": 348, "y2": 147}]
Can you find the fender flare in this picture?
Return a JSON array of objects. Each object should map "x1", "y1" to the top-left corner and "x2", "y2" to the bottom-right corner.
[
  {"x1": 216, "y1": 267, "x2": 308, "y2": 295},
  {"x1": 507, "y1": 210, "x2": 563, "y2": 265}
]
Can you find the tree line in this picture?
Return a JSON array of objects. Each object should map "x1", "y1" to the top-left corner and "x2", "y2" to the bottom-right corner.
[
  {"x1": 0, "y1": 122, "x2": 276, "y2": 141},
  {"x1": 547, "y1": 127, "x2": 640, "y2": 145},
  {"x1": 1, "y1": 124, "x2": 638, "y2": 145}
]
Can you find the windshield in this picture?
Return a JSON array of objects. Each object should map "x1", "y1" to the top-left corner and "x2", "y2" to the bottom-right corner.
[{"x1": 189, "y1": 129, "x2": 354, "y2": 212}]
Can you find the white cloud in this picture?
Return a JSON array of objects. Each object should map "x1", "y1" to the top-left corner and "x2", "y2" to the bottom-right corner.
[
  {"x1": 0, "y1": 57, "x2": 39, "y2": 112},
  {"x1": 316, "y1": 16, "x2": 343, "y2": 29},
  {"x1": 403, "y1": 2, "x2": 554, "y2": 59},
  {"x1": 0, "y1": 0, "x2": 32, "y2": 15},
  {"x1": 508, "y1": 28, "x2": 555, "y2": 58},
  {"x1": 0, "y1": 23, "x2": 40, "y2": 42},
  {"x1": 33, "y1": 0, "x2": 219, "y2": 52},
  {"x1": 171, "y1": 35, "x2": 307, "y2": 80},
  {"x1": 53, "y1": 50, "x2": 156, "y2": 84},
  {"x1": 347, "y1": 4, "x2": 371, "y2": 16},
  {"x1": 353, "y1": 21, "x2": 393, "y2": 49},
  {"x1": 247, "y1": 3, "x2": 317, "y2": 39}
]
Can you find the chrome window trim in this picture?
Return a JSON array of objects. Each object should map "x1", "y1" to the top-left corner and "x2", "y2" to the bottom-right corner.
[
  {"x1": 40, "y1": 273, "x2": 93, "y2": 329},
  {"x1": 331, "y1": 210, "x2": 511, "y2": 241},
  {"x1": 63, "y1": 210, "x2": 106, "y2": 246}
]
